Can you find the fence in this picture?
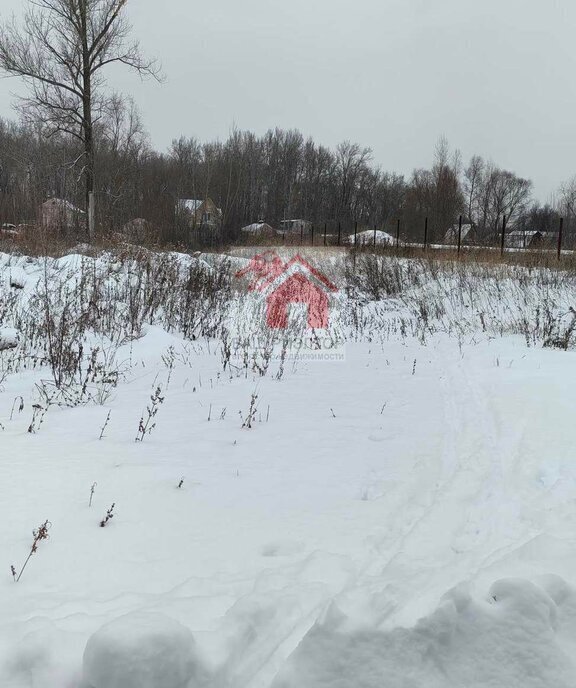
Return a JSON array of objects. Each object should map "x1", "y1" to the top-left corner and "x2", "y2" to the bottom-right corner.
[
  {"x1": 2, "y1": 213, "x2": 572, "y2": 262},
  {"x1": 235, "y1": 215, "x2": 573, "y2": 261}
]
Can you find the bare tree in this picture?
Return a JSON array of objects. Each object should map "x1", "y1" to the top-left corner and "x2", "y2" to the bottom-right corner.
[
  {"x1": 558, "y1": 176, "x2": 576, "y2": 218},
  {"x1": 485, "y1": 166, "x2": 532, "y2": 231},
  {"x1": 335, "y1": 141, "x2": 372, "y2": 223},
  {"x1": 0, "y1": 0, "x2": 160, "y2": 239},
  {"x1": 431, "y1": 137, "x2": 464, "y2": 240},
  {"x1": 464, "y1": 154, "x2": 484, "y2": 223},
  {"x1": 403, "y1": 138, "x2": 464, "y2": 241}
]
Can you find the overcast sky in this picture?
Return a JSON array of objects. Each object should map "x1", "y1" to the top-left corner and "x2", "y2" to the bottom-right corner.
[{"x1": 0, "y1": 0, "x2": 575, "y2": 201}]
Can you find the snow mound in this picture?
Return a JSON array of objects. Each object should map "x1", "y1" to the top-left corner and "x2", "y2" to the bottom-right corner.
[
  {"x1": 0, "y1": 327, "x2": 18, "y2": 350},
  {"x1": 83, "y1": 613, "x2": 205, "y2": 688},
  {"x1": 272, "y1": 577, "x2": 576, "y2": 688}
]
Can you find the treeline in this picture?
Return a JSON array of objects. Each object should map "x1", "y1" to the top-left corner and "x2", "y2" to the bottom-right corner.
[{"x1": 0, "y1": 106, "x2": 571, "y2": 245}]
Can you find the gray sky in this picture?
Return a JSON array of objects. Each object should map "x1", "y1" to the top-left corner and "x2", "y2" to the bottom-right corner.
[{"x1": 1, "y1": 0, "x2": 575, "y2": 201}]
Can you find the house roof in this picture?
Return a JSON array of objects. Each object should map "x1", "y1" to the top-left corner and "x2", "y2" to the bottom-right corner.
[
  {"x1": 509, "y1": 230, "x2": 538, "y2": 237},
  {"x1": 178, "y1": 199, "x2": 204, "y2": 212},
  {"x1": 349, "y1": 230, "x2": 395, "y2": 245},
  {"x1": 241, "y1": 222, "x2": 275, "y2": 233},
  {"x1": 179, "y1": 198, "x2": 223, "y2": 216},
  {"x1": 43, "y1": 198, "x2": 84, "y2": 214}
]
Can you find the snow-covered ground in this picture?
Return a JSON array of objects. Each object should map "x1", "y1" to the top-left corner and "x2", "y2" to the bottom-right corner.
[{"x1": 1, "y1": 248, "x2": 576, "y2": 687}]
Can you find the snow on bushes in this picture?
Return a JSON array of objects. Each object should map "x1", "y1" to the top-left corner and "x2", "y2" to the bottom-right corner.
[
  {"x1": 0, "y1": 327, "x2": 18, "y2": 351},
  {"x1": 83, "y1": 613, "x2": 206, "y2": 688}
]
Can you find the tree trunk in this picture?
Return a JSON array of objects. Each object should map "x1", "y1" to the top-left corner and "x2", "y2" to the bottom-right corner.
[
  {"x1": 80, "y1": 0, "x2": 95, "y2": 242},
  {"x1": 84, "y1": 117, "x2": 94, "y2": 240}
]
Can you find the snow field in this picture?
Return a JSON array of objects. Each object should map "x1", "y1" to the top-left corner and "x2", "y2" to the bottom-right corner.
[{"x1": 1, "y1": 248, "x2": 576, "y2": 686}]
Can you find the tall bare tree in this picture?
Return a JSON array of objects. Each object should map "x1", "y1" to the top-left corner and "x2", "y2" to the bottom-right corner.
[
  {"x1": 0, "y1": 0, "x2": 160, "y2": 239},
  {"x1": 464, "y1": 155, "x2": 484, "y2": 224}
]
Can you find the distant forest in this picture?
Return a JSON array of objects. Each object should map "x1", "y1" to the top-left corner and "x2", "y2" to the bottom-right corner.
[
  {"x1": 0, "y1": 112, "x2": 573, "y2": 245},
  {"x1": 0, "y1": 0, "x2": 572, "y2": 247}
]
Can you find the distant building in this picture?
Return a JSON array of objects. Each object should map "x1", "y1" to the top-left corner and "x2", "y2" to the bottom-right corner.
[
  {"x1": 177, "y1": 198, "x2": 222, "y2": 232},
  {"x1": 506, "y1": 230, "x2": 558, "y2": 249},
  {"x1": 348, "y1": 230, "x2": 396, "y2": 246},
  {"x1": 240, "y1": 221, "x2": 277, "y2": 238},
  {"x1": 444, "y1": 223, "x2": 476, "y2": 245},
  {"x1": 279, "y1": 219, "x2": 312, "y2": 235},
  {"x1": 41, "y1": 198, "x2": 85, "y2": 232}
]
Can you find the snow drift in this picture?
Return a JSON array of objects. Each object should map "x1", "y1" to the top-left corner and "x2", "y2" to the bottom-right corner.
[{"x1": 273, "y1": 576, "x2": 576, "y2": 688}]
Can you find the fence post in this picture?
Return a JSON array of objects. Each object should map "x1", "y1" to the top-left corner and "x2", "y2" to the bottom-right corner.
[
  {"x1": 423, "y1": 217, "x2": 428, "y2": 251},
  {"x1": 354, "y1": 220, "x2": 358, "y2": 248},
  {"x1": 558, "y1": 217, "x2": 564, "y2": 260},
  {"x1": 500, "y1": 215, "x2": 507, "y2": 256},
  {"x1": 324, "y1": 222, "x2": 327, "y2": 247},
  {"x1": 396, "y1": 218, "x2": 400, "y2": 251},
  {"x1": 338, "y1": 221, "x2": 341, "y2": 246},
  {"x1": 311, "y1": 223, "x2": 314, "y2": 246},
  {"x1": 373, "y1": 223, "x2": 377, "y2": 248},
  {"x1": 457, "y1": 215, "x2": 462, "y2": 255},
  {"x1": 300, "y1": 224, "x2": 303, "y2": 245}
]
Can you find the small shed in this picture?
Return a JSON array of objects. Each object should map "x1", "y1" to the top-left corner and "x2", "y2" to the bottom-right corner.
[
  {"x1": 506, "y1": 230, "x2": 559, "y2": 249},
  {"x1": 348, "y1": 230, "x2": 395, "y2": 246},
  {"x1": 240, "y1": 222, "x2": 277, "y2": 238},
  {"x1": 41, "y1": 198, "x2": 85, "y2": 232}
]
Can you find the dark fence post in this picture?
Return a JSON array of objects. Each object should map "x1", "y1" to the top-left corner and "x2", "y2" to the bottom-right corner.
[
  {"x1": 373, "y1": 223, "x2": 377, "y2": 248},
  {"x1": 500, "y1": 215, "x2": 507, "y2": 256},
  {"x1": 300, "y1": 224, "x2": 303, "y2": 245},
  {"x1": 311, "y1": 224, "x2": 314, "y2": 246},
  {"x1": 337, "y1": 221, "x2": 341, "y2": 246},
  {"x1": 396, "y1": 218, "x2": 400, "y2": 251},
  {"x1": 423, "y1": 217, "x2": 428, "y2": 251},
  {"x1": 324, "y1": 222, "x2": 327, "y2": 247},
  {"x1": 557, "y1": 217, "x2": 564, "y2": 260},
  {"x1": 457, "y1": 215, "x2": 462, "y2": 255},
  {"x1": 354, "y1": 220, "x2": 358, "y2": 248}
]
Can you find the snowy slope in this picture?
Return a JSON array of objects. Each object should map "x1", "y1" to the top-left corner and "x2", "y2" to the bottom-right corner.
[{"x1": 1, "y1": 249, "x2": 576, "y2": 687}]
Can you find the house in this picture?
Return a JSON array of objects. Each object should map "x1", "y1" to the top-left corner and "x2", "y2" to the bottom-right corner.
[
  {"x1": 177, "y1": 198, "x2": 222, "y2": 231},
  {"x1": 348, "y1": 230, "x2": 395, "y2": 246},
  {"x1": 240, "y1": 222, "x2": 277, "y2": 238},
  {"x1": 506, "y1": 230, "x2": 559, "y2": 249},
  {"x1": 41, "y1": 198, "x2": 85, "y2": 232},
  {"x1": 236, "y1": 252, "x2": 338, "y2": 329},
  {"x1": 279, "y1": 219, "x2": 312, "y2": 235},
  {"x1": 444, "y1": 223, "x2": 476, "y2": 245}
]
